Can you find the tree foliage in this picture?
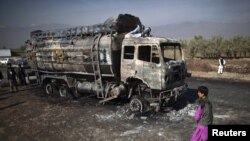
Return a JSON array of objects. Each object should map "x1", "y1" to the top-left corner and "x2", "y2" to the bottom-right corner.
[{"x1": 182, "y1": 35, "x2": 250, "y2": 58}]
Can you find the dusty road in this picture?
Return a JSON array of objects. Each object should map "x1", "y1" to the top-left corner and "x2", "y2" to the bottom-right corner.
[{"x1": 0, "y1": 77, "x2": 250, "y2": 141}]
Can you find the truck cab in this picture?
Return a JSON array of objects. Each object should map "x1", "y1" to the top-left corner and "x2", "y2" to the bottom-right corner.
[{"x1": 121, "y1": 37, "x2": 187, "y2": 110}]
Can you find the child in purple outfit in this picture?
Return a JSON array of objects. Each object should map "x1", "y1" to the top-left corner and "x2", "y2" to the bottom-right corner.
[{"x1": 191, "y1": 86, "x2": 213, "y2": 141}]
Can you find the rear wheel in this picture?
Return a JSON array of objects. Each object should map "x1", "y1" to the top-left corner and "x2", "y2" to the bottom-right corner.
[
  {"x1": 72, "y1": 85, "x2": 81, "y2": 98},
  {"x1": 45, "y1": 83, "x2": 53, "y2": 96},
  {"x1": 59, "y1": 85, "x2": 69, "y2": 97}
]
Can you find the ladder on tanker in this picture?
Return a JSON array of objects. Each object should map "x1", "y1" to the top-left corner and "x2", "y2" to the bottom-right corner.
[
  {"x1": 30, "y1": 25, "x2": 115, "y2": 40},
  {"x1": 91, "y1": 34, "x2": 105, "y2": 99}
]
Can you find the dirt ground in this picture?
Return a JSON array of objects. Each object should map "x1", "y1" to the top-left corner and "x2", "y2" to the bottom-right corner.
[
  {"x1": 186, "y1": 58, "x2": 250, "y2": 81},
  {"x1": 189, "y1": 71, "x2": 250, "y2": 82},
  {"x1": 186, "y1": 58, "x2": 250, "y2": 73},
  {"x1": 1, "y1": 75, "x2": 250, "y2": 141}
]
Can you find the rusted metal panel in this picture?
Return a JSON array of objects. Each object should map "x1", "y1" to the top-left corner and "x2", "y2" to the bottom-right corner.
[{"x1": 27, "y1": 35, "x2": 122, "y2": 77}]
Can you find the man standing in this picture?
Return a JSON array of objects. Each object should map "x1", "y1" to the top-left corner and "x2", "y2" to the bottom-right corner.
[
  {"x1": 218, "y1": 57, "x2": 226, "y2": 74},
  {"x1": 17, "y1": 64, "x2": 27, "y2": 86},
  {"x1": 7, "y1": 63, "x2": 18, "y2": 92},
  {"x1": 0, "y1": 70, "x2": 3, "y2": 84}
]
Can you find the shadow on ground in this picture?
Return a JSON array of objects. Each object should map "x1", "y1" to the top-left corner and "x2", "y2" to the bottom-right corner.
[{"x1": 166, "y1": 88, "x2": 198, "y2": 111}]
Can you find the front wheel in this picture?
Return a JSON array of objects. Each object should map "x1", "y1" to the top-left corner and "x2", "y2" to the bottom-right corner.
[{"x1": 129, "y1": 95, "x2": 145, "y2": 113}]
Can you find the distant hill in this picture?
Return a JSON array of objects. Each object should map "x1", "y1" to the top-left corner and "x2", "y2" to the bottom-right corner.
[
  {"x1": 1, "y1": 22, "x2": 250, "y2": 48},
  {"x1": 151, "y1": 22, "x2": 250, "y2": 40}
]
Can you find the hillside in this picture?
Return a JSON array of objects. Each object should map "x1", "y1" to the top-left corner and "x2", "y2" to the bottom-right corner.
[
  {"x1": 1, "y1": 22, "x2": 250, "y2": 48},
  {"x1": 151, "y1": 22, "x2": 250, "y2": 39}
]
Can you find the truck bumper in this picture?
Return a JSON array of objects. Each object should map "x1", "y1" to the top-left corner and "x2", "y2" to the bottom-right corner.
[
  {"x1": 159, "y1": 83, "x2": 188, "y2": 101},
  {"x1": 149, "y1": 84, "x2": 187, "y2": 112}
]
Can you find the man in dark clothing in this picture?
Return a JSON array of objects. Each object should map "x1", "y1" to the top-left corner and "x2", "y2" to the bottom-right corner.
[
  {"x1": 17, "y1": 64, "x2": 27, "y2": 86},
  {"x1": 0, "y1": 70, "x2": 3, "y2": 79},
  {"x1": 0, "y1": 70, "x2": 3, "y2": 85},
  {"x1": 7, "y1": 63, "x2": 18, "y2": 92}
]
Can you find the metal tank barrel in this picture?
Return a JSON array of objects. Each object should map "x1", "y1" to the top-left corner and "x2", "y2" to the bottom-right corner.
[
  {"x1": 26, "y1": 14, "x2": 141, "y2": 79},
  {"x1": 27, "y1": 34, "x2": 123, "y2": 78}
]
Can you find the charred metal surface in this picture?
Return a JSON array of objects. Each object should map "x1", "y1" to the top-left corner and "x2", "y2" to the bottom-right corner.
[
  {"x1": 26, "y1": 14, "x2": 187, "y2": 111},
  {"x1": 120, "y1": 37, "x2": 186, "y2": 91},
  {"x1": 27, "y1": 35, "x2": 118, "y2": 75},
  {"x1": 27, "y1": 14, "x2": 141, "y2": 77}
]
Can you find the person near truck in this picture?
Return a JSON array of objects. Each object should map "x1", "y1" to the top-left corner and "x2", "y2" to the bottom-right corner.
[
  {"x1": 190, "y1": 86, "x2": 213, "y2": 141},
  {"x1": 7, "y1": 63, "x2": 18, "y2": 92},
  {"x1": 0, "y1": 70, "x2": 3, "y2": 84},
  {"x1": 17, "y1": 64, "x2": 27, "y2": 86},
  {"x1": 218, "y1": 57, "x2": 226, "y2": 74}
]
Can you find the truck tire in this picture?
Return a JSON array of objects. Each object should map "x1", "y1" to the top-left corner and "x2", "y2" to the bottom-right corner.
[
  {"x1": 59, "y1": 85, "x2": 69, "y2": 97},
  {"x1": 71, "y1": 87, "x2": 81, "y2": 98},
  {"x1": 45, "y1": 83, "x2": 53, "y2": 96},
  {"x1": 129, "y1": 95, "x2": 144, "y2": 113}
]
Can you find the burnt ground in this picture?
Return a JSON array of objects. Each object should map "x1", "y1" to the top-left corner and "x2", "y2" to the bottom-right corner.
[{"x1": 0, "y1": 76, "x2": 250, "y2": 141}]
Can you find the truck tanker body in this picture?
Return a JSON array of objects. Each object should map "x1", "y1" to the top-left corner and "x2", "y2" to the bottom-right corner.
[{"x1": 26, "y1": 14, "x2": 187, "y2": 112}]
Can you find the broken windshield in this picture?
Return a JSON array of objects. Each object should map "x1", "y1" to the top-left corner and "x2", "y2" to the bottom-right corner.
[{"x1": 160, "y1": 43, "x2": 182, "y2": 63}]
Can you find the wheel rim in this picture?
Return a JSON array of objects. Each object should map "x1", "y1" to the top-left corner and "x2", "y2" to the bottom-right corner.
[
  {"x1": 59, "y1": 86, "x2": 67, "y2": 97},
  {"x1": 130, "y1": 98, "x2": 143, "y2": 112},
  {"x1": 45, "y1": 83, "x2": 53, "y2": 95}
]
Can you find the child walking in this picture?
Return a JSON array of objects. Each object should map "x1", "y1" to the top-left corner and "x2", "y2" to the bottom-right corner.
[{"x1": 191, "y1": 86, "x2": 213, "y2": 141}]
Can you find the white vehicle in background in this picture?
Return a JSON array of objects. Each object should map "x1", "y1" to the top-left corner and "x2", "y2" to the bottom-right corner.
[
  {"x1": 0, "y1": 58, "x2": 15, "y2": 65},
  {"x1": 0, "y1": 58, "x2": 9, "y2": 65}
]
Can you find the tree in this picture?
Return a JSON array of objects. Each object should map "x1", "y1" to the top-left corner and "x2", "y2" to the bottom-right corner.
[
  {"x1": 222, "y1": 40, "x2": 232, "y2": 58},
  {"x1": 183, "y1": 35, "x2": 250, "y2": 59},
  {"x1": 209, "y1": 36, "x2": 223, "y2": 58},
  {"x1": 231, "y1": 36, "x2": 242, "y2": 58},
  {"x1": 188, "y1": 35, "x2": 205, "y2": 58}
]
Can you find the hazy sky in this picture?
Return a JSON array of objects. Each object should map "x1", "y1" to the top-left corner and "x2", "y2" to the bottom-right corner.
[{"x1": 1, "y1": 0, "x2": 250, "y2": 28}]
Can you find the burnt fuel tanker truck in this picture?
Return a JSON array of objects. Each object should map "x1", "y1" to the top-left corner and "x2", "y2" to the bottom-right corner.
[{"x1": 25, "y1": 14, "x2": 187, "y2": 112}]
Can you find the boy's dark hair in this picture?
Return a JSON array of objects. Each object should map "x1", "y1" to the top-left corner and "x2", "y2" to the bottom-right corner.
[{"x1": 198, "y1": 86, "x2": 208, "y2": 96}]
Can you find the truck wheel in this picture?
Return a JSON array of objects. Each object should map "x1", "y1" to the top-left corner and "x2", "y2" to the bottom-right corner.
[
  {"x1": 45, "y1": 83, "x2": 53, "y2": 96},
  {"x1": 59, "y1": 85, "x2": 69, "y2": 97},
  {"x1": 129, "y1": 95, "x2": 143, "y2": 113},
  {"x1": 72, "y1": 87, "x2": 81, "y2": 98}
]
